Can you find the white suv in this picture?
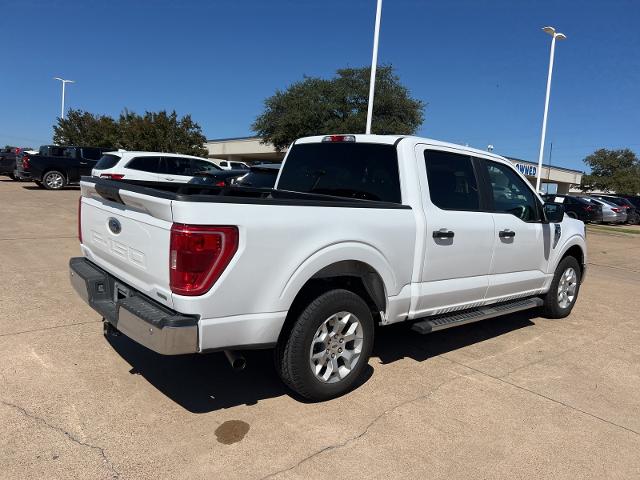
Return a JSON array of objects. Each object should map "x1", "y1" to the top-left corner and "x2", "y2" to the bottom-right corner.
[{"x1": 92, "y1": 151, "x2": 222, "y2": 183}]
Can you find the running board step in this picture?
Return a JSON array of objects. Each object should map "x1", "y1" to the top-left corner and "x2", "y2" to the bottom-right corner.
[{"x1": 410, "y1": 297, "x2": 543, "y2": 335}]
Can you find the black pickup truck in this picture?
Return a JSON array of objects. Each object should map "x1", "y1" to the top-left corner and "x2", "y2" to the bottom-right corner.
[{"x1": 16, "y1": 145, "x2": 113, "y2": 189}]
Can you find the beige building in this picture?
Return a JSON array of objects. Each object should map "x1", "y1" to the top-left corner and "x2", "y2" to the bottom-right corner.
[{"x1": 205, "y1": 136, "x2": 583, "y2": 194}]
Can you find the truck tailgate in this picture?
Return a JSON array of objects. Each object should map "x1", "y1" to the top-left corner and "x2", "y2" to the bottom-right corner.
[{"x1": 79, "y1": 181, "x2": 175, "y2": 308}]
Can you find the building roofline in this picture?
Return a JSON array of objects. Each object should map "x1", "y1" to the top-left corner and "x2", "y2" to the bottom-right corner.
[
  {"x1": 505, "y1": 156, "x2": 584, "y2": 175},
  {"x1": 206, "y1": 135, "x2": 262, "y2": 143}
]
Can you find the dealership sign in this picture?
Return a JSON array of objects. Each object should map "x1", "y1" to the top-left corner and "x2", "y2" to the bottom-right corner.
[{"x1": 514, "y1": 163, "x2": 537, "y2": 177}]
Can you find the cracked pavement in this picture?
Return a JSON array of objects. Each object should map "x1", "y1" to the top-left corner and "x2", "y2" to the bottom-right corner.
[{"x1": 1, "y1": 180, "x2": 640, "y2": 479}]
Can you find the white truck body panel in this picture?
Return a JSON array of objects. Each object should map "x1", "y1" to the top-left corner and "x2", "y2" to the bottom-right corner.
[{"x1": 76, "y1": 134, "x2": 587, "y2": 352}]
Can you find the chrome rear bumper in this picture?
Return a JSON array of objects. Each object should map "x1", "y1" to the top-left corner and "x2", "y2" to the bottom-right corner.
[{"x1": 69, "y1": 257, "x2": 198, "y2": 355}]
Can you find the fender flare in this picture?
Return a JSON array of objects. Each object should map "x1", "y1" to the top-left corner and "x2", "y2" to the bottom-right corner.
[
  {"x1": 550, "y1": 234, "x2": 586, "y2": 273},
  {"x1": 278, "y1": 241, "x2": 397, "y2": 311}
]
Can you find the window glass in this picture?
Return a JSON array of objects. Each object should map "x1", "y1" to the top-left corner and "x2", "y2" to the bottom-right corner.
[
  {"x1": 63, "y1": 147, "x2": 77, "y2": 159},
  {"x1": 220, "y1": 161, "x2": 228, "y2": 167},
  {"x1": 424, "y1": 150, "x2": 479, "y2": 210},
  {"x1": 126, "y1": 156, "x2": 162, "y2": 173},
  {"x1": 230, "y1": 162, "x2": 248, "y2": 170},
  {"x1": 94, "y1": 154, "x2": 121, "y2": 170},
  {"x1": 192, "y1": 159, "x2": 220, "y2": 174},
  {"x1": 40, "y1": 146, "x2": 65, "y2": 157},
  {"x1": 162, "y1": 157, "x2": 192, "y2": 175},
  {"x1": 278, "y1": 142, "x2": 401, "y2": 203},
  {"x1": 486, "y1": 160, "x2": 540, "y2": 221}
]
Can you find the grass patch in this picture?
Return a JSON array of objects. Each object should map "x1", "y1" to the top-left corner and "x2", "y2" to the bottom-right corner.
[{"x1": 587, "y1": 225, "x2": 640, "y2": 235}]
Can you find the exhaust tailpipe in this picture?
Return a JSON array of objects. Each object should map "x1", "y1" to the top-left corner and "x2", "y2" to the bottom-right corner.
[{"x1": 224, "y1": 350, "x2": 246, "y2": 370}]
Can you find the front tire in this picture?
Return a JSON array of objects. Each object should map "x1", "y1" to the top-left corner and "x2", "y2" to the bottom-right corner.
[
  {"x1": 541, "y1": 256, "x2": 581, "y2": 319},
  {"x1": 42, "y1": 171, "x2": 66, "y2": 190},
  {"x1": 277, "y1": 289, "x2": 374, "y2": 401}
]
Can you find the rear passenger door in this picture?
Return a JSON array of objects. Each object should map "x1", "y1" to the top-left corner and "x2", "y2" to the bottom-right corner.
[
  {"x1": 480, "y1": 159, "x2": 549, "y2": 300},
  {"x1": 415, "y1": 146, "x2": 495, "y2": 316},
  {"x1": 158, "y1": 157, "x2": 194, "y2": 183}
]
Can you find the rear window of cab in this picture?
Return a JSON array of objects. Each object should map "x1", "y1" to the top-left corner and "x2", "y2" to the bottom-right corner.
[
  {"x1": 277, "y1": 142, "x2": 401, "y2": 203},
  {"x1": 94, "y1": 154, "x2": 121, "y2": 170}
]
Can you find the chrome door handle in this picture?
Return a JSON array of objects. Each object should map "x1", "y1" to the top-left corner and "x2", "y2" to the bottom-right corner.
[
  {"x1": 433, "y1": 229, "x2": 455, "y2": 239},
  {"x1": 499, "y1": 229, "x2": 516, "y2": 238}
]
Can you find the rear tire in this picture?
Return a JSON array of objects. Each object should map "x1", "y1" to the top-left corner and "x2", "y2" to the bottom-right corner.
[
  {"x1": 42, "y1": 170, "x2": 66, "y2": 190},
  {"x1": 276, "y1": 289, "x2": 374, "y2": 401},
  {"x1": 541, "y1": 256, "x2": 581, "y2": 319}
]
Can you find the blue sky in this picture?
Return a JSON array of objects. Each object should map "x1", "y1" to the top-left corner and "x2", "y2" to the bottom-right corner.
[{"x1": 2, "y1": 0, "x2": 639, "y2": 171}]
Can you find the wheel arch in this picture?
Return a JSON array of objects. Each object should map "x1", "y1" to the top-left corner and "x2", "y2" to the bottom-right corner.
[
  {"x1": 277, "y1": 245, "x2": 394, "y2": 348},
  {"x1": 554, "y1": 238, "x2": 586, "y2": 279}
]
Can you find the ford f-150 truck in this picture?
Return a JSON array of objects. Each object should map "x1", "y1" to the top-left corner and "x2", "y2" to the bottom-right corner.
[{"x1": 70, "y1": 134, "x2": 586, "y2": 400}]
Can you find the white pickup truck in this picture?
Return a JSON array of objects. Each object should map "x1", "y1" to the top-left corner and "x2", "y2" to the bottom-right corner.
[{"x1": 70, "y1": 134, "x2": 586, "y2": 400}]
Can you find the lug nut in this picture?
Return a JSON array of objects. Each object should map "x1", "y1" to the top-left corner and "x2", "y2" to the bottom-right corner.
[
  {"x1": 339, "y1": 338, "x2": 343, "y2": 343},
  {"x1": 338, "y1": 348, "x2": 342, "y2": 353},
  {"x1": 331, "y1": 354, "x2": 335, "y2": 358}
]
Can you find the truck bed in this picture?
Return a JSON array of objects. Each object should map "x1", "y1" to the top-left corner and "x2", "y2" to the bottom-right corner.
[{"x1": 84, "y1": 177, "x2": 411, "y2": 209}]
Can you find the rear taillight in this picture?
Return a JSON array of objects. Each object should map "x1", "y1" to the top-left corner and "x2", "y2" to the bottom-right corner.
[
  {"x1": 583, "y1": 205, "x2": 593, "y2": 212},
  {"x1": 214, "y1": 180, "x2": 225, "y2": 187},
  {"x1": 78, "y1": 197, "x2": 82, "y2": 243},
  {"x1": 169, "y1": 224, "x2": 239, "y2": 296},
  {"x1": 22, "y1": 154, "x2": 30, "y2": 170},
  {"x1": 611, "y1": 207, "x2": 621, "y2": 213},
  {"x1": 100, "y1": 173, "x2": 125, "y2": 180}
]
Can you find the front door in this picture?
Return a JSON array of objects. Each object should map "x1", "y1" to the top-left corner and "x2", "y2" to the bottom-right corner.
[
  {"x1": 482, "y1": 159, "x2": 549, "y2": 301},
  {"x1": 414, "y1": 146, "x2": 495, "y2": 317}
]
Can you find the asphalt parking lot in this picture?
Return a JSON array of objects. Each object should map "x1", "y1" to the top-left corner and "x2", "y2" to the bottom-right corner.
[{"x1": 1, "y1": 179, "x2": 639, "y2": 480}]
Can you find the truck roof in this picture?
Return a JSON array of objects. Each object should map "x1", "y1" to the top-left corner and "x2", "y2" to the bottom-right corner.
[{"x1": 294, "y1": 134, "x2": 511, "y2": 164}]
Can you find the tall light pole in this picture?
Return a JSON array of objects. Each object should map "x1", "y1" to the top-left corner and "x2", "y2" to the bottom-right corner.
[
  {"x1": 535, "y1": 26, "x2": 566, "y2": 192},
  {"x1": 365, "y1": 0, "x2": 383, "y2": 135},
  {"x1": 53, "y1": 77, "x2": 75, "y2": 119}
]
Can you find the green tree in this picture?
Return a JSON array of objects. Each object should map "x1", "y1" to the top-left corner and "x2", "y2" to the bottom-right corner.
[
  {"x1": 53, "y1": 110, "x2": 119, "y2": 148},
  {"x1": 580, "y1": 148, "x2": 640, "y2": 194},
  {"x1": 118, "y1": 109, "x2": 207, "y2": 157},
  {"x1": 252, "y1": 65, "x2": 425, "y2": 151},
  {"x1": 52, "y1": 109, "x2": 207, "y2": 156}
]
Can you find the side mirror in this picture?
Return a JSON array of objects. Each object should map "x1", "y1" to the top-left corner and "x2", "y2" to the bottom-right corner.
[{"x1": 544, "y1": 202, "x2": 565, "y2": 223}]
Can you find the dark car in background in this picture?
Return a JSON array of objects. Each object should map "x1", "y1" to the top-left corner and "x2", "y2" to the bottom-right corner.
[
  {"x1": 15, "y1": 145, "x2": 113, "y2": 189},
  {"x1": 543, "y1": 194, "x2": 603, "y2": 223},
  {"x1": 0, "y1": 147, "x2": 32, "y2": 180},
  {"x1": 232, "y1": 163, "x2": 281, "y2": 188},
  {"x1": 590, "y1": 195, "x2": 639, "y2": 224}
]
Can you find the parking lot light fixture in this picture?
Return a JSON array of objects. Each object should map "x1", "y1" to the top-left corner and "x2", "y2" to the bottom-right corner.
[
  {"x1": 535, "y1": 26, "x2": 566, "y2": 192},
  {"x1": 365, "y1": 0, "x2": 383, "y2": 135},
  {"x1": 53, "y1": 77, "x2": 75, "y2": 120}
]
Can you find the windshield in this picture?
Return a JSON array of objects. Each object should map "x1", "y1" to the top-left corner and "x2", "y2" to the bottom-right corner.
[{"x1": 277, "y1": 142, "x2": 401, "y2": 203}]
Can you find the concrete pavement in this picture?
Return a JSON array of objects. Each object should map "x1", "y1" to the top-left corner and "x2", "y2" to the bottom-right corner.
[{"x1": 1, "y1": 178, "x2": 639, "y2": 479}]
